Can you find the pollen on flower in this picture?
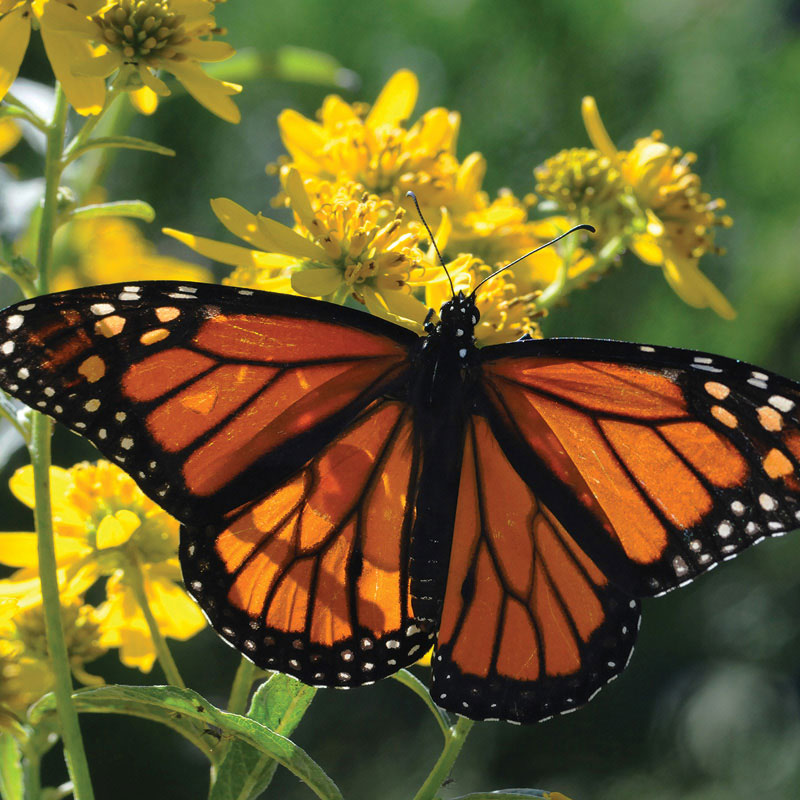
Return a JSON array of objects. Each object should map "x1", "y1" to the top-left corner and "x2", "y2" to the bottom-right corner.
[
  {"x1": 93, "y1": 1, "x2": 192, "y2": 64},
  {"x1": 535, "y1": 147, "x2": 631, "y2": 234}
]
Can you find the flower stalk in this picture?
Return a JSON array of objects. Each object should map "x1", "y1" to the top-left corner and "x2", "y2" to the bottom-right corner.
[
  {"x1": 124, "y1": 557, "x2": 186, "y2": 689},
  {"x1": 413, "y1": 716, "x2": 475, "y2": 800},
  {"x1": 28, "y1": 82, "x2": 97, "y2": 800}
]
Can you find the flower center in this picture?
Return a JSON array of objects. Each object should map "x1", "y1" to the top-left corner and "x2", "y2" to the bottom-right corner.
[{"x1": 94, "y1": 0, "x2": 189, "y2": 64}]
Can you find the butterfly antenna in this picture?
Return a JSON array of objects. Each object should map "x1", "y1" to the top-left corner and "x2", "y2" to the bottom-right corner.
[
  {"x1": 406, "y1": 191, "x2": 456, "y2": 298},
  {"x1": 470, "y1": 224, "x2": 596, "y2": 299}
]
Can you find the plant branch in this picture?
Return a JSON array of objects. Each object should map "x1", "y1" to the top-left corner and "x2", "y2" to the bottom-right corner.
[{"x1": 31, "y1": 83, "x2": 96, "y2": 800}]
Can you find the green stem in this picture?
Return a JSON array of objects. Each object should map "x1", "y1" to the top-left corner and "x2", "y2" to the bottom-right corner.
[
  {"x1": 2, "y1": 92, "x2": 48, "y2": 132},
  {"x1": 536, "y1": 232, "x2": 628, "y2": 312},
  {"x1": 30, "y1": 83, "x2": 96, "y2": 800},
  {"x1": 124, "y1": 557, "x2": 186, "y2": 689},
  {"x1": 21, "y1": 749, "x2": 41, "y2": 800},
  {"x1": 63, "y1": 87, "x2": 122, "y2": 165},
  {"x1": 227, "y1": 657, "x2": 258, "y2": 715},
  {"x1": 412, "y1": 716, "x2": 474, "y2": 800}
]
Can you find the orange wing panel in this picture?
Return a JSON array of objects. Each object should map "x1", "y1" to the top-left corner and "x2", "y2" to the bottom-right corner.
[
  {"x1": 193, "y1": 313, "x2": 410, "y2": 361},
  {"x1": 432, "y1": 415, "x2": 640, "y2": 723},
  {"x1": 183, "y1": 398, "x2": 432, "y2": 686},
  {"x1": 487, "y1": 358, "x2": 688, "y2": 418},
  {"x1": 123, "y1": 348, "x2": 217, "y2": 402},
  {"x1": 182, "y1": 358, "x2": 405, "y2": 496}
]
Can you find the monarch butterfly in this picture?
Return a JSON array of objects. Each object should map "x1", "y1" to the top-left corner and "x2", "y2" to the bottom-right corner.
[{"x1": 0, "y1": 273, "x2": 798, "y2": 724}]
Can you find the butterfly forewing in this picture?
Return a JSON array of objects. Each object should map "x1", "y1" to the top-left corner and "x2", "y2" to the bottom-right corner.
[
  {"x1": 0, "y1": 282, "x2": 417, "y2": 523},
  {"x1": 479, "y1": 338, "x2": 800, "y2": 597}
]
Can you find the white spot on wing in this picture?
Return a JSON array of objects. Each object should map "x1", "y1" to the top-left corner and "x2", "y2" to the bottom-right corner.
[{"x1": 6, "y1": 314, "x2": 23, "y2": 331}]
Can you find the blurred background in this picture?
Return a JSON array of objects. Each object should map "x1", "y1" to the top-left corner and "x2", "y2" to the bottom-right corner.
[{"x1": 3, "y1": 0, "x2": 800, "y2": 798}]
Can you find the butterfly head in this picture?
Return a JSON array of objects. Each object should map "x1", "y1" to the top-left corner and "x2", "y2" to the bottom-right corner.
[{"x1": 437, "y1": 291, "x2": 480, "y2": 339}]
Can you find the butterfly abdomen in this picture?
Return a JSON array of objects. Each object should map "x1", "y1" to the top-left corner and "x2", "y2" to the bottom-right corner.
[{"x1": 408, "y1": 295, "x2": 480, "y2": 623}]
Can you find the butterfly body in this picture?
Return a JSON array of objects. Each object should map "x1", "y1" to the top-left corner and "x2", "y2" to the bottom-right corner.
[{"x1": 1, "y1": 281, "x2": 799, "y2": 723}]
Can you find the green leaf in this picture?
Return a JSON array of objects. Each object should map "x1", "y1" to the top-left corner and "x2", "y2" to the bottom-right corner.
[
  {"x1": 449, "y1": 791, "x2": 551, "y2": 799},
  {"x1": 210, "y1": 674, "x2": 317, "y2": 800},
  {"x1": 66, "y1": 136, "x2": 175, "y2": 164},
  {"x1": 30, "y1": 685, "x2": 341, "y2": 800},
  {"x1": 391, "y1": 669, "x2": 452, "y2": 738},
  {"x1": 0, "y1": 733, "x2": 24, "y2": 800},
  {"x1": 67, "y1": 201, "x2": 156, "y2": 223},
  {"x1": 273, "y1": 47, "x2": 359, "y2": 90}
]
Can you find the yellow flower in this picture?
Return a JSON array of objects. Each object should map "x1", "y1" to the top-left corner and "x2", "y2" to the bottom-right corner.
[
  {"x1": 3, "y1": 597, "x2": 106, "y2": 684},
  {"x1": 52, "y1": 214, "x2": 212, "y2": 291},
  {"x1": 426, "y1": 253, "x2": 543, "y2": 345},
  {"x1": 95, "y1": 561, "x2": 202, "y2": 671},
  {"x1": 534, "y1": 147, "x2": 632, "y2": 238},
  {"x1": 44, "y1": 0, "x2": 241, "y2": 122},
  {"x1": 0, "y1": 461, "x2": 206, "y2": 671},
  {"x1": 276, "y1": 69, "x2": 534, "y2": 265},
  {"x1": 0, "y1": 1, "x2": 106, "y2": 115},
  {"x1": 166, "y1": 167, "x2": 435, "y2": 327},
  {"x1": 0, "y1": 638, "x2": 52, "y2": 727},
  {"x1": 0, "y1": 117, "x2": 22, "y2": 157},
  {"x1": 581, "y1": 96, "x2": 735, "y2": 319}
]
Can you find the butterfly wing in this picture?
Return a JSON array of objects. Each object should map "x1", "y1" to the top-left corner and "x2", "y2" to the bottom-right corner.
[
  {"x1": 431, "y1": 413, "x2": 640, "y2": 723},
  {"x1": 0, "y1": 282, "x2": 418, "y2": 523},
  {"x1": 478, "y1": 338, "x2": 800, "y2": 597},
  {"x1": 181, "y1": 397, "x2": 434, "y2": 683}
]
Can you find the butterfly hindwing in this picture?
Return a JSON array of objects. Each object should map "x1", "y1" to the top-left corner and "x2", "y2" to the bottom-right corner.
[
  {"x1": 431, "y1": 414, "x2": 640, "y2": 723},
  {"x1": 181, "y1": 398, "x2": 434, "y2": 684},
  {"x1": 0, "y1": 282, "x2": 417, "y2": 523},
  {"x1": 479, "y1": 338, "x2": 800, "y2": 597}
]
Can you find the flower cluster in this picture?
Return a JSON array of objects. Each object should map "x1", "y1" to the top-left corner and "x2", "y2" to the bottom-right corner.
[
  {"x1": 0, "y1": 460, "x2": 206, "y2": 721},
  {"x1": 169, "y1": 71, "x2": 734, "y2": 338},
  {"x1": 0, "y1": 0, "x2": 240, "y2": 120}
]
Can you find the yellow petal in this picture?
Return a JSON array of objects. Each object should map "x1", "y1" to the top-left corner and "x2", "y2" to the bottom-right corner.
[
  {"x1": 9, "y1": 466, "x2": 83, "y2": 527},
  {"x1": 137, "y1": 66, "x2": 169, "y2": 97},
  {"x1": 366, "y1": 69, "x2": 418, "y2": 129},
  {"x1": 163, "y1": 227, "x2": 294, "y2": 270},
  {"x1": 130, "y1": 86, "x2": 159, "y2": 115},
  {"x1": 163, "y1": 60, "x2": 240, "y2": 123},
  {"x1": 209, "y1": 197, "x2": 276, "y2": 250},
  {"x1": 96, "y1": 515, "x2": 130, "y2": 549},
  {"x1": 40, "y1": 1, "x2": 97, "y2": 36},
  {"x1": 277, "y1": 108, "x2": 329, "y2": 171},
  {"x1": 379, "y1": 289, "x2": 428, "y2": 324},
  {"x1": 40, "y1": 25, "x2": 106, "y2": 115},
  {"x1": 661, "y1": 257, "x2": 736, "y2": 320},
  {"x1": 70, "y1": 52, "x2": 119, "y2": 78},
  {"x1": 256, "y1": 215, "x2": 332, "y2": 262},
  {"x1": 281, "y1": 167, "x2": 316, "y2": 232},
  {"x1": 145, "y1": 572, "x2": 206, "y2": 639},
  {"x1": 319, "y1": 93, "x2": 359, "y2": 127},
  {"x1": 291, "y1": 267, "x2": 342, "y2": 297},
  {"x1": 456, "y1": 152, "x2": 486, "y2": 197},
  {"x1": 581, "y1": 96, "x2": 620, "y2": 164},
  {"x1": 0, "y1": 118, "x2": 22, "y2": 157},
  {"x1": 0, "y1": 532, "x2": 88, "y2": 567},
  {"x1": 177, "y1": 39, "x2": 235, "y2": 63},
  {"x1": 0, "y1": 4, "x2": 31, "y2": 102}
]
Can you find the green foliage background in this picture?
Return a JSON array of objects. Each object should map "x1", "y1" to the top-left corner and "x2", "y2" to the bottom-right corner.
[{"x1": 5, "y1": 0, "x2": 800, "y2": 798}]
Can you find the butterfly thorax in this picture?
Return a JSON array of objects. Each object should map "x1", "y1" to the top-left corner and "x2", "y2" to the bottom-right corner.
[{"x1": 407, "y1": 292, "x2": 481, "y2": 624}]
